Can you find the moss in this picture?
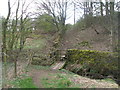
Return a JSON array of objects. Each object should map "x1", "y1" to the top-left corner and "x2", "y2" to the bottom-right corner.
[
  {"x1": 64, "y1": 49, "x2": 118, "y2": 77},
  {"x1": 77, "y1": 41, "x2": 92, "y2": 48}
]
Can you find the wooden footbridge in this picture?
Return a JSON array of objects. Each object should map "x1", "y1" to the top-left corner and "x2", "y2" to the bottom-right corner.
[{"x1": 50, "y1": 49, "x2": 67, "y2": 70}]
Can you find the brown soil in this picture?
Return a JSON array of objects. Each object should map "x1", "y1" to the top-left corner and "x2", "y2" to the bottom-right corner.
[
  {"x1": 27, "y1": 68, "x2": 65, "y2": 88},
  {"x1": 70, "y1": 74, "x2": 118, "y2": 88},
  {"x1": 27, "y1": 67, "x2": 118, "y2": 88},
  {"x1": 60, "y1": 25, "x2": 112, "y2": 52}
]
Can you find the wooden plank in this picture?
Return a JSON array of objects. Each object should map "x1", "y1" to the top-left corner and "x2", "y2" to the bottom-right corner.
[{"x1": 51, "y1": 61, "x2": 66, "y2": 70}]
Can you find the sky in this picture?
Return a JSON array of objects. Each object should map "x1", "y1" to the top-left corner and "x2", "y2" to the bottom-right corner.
[
  {"x1": 0, "y1": 0, "x2": 8, "y2": 17},
  {"x1": 0, "y1": 0, "x2": 36, "y2": 18},
  {"x1": 0, "y1": 0, "x2": 119, "y2": 24},
  {"x1": 0, "y1": 0, "x2": 82, "y2": 24}
]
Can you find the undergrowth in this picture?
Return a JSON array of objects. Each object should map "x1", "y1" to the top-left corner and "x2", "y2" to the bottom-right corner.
[
  {"x1": 24, "y1": 37, "x2": 46, "y2": 49},
  {"x1": 41, "y1": 73, "x2": 79, "y2": 88},
  {"x1": 9, "y1": 74, "x2": 37, "y2": 88},
  {"x1": 100, "y1": 78, "x2": 116, "y2": 84}
]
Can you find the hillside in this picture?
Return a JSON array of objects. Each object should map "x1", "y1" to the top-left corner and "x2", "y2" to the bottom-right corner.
[{"x1": 60, "y1": 25, "x2": 112, "y2": 52}]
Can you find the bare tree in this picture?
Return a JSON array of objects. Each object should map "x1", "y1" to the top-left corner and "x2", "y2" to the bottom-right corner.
[
  {"x1": 2, "y1": 0, "x2": 33, "y2": 79},
  {"x1": 100, "y1": 0, "x2": 103, "y2": 16},
  {"x1": 110, "y1": 1, "x2": 114, "y2": 16},
  {"x1": 110, "y1": 1, "x2": 116, "y2": 51},
  {"x1": 36, "y1": 0, "x2": 69, "y2": 60},
  {"x1": 37, "y1": 0, "x2": 69, "y2": 44},
  {"x1": 106, "y1": 0, "x2": 109, "y2": 15},
  {"x1": 2, "y1": 0, "x2": 11, "y2": 87},
  {"x1": 90, "y1": 2, "x2": 93, "y2": 16}
]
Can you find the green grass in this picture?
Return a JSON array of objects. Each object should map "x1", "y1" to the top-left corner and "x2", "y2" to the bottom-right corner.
[
  {"x1": 41, "y1": 73, "x2": 79, "y2": 88},
  {"x1": 101, "y1": 78, "x2": 116, "y2": 84},
  {"x1": 60, "y1": 69, "x2": 75, "y2": 75},
  {"x1": 24, "y1": 38, "x2": 46, "y2": 49},
  {"x1": 25, "y1": 65, "x2": 50, "y2": 72},
  {"x1": 10, "y1": 76, "x2": 37, "y2": 88},
  {"x1": 30, "y1": 65, "x2": 50, "y2": 70}
]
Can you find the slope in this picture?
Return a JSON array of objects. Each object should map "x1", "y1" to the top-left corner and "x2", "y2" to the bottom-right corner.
[{"x1": 60, "y1": 24, "x2": 112, "y2": 52}]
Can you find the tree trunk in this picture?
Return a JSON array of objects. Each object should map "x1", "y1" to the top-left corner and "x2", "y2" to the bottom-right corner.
[
  {"x1": 84, "y1": 2, "x2": 88, "y2": 17},
  {"x1": 100, "y1": 1, "x2": 103, "y2": 16},
  {"x1": 110, "y1": 1, "x2": 115, "y2": 52},
  {"x1": 90, "y1": 2, "x2": 93, "y2": 16},
  {"x1": 110, "y1": 1, "x2": 114, "y2": 16},
  {"x1": 14, "y1": 55, "x2": 17, "y2": 77},
  {"x1": 117, "y1": 12, "x2": 120, "y2": 84},
  {"x1": 2, "y1": 1, "x2": 11, "y2": 87},
  {"x1": 106, "y1": 1, "x2": 109, "y2": 15}
]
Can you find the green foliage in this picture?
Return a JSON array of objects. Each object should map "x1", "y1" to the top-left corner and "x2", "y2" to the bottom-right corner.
[
  {"x1": 74, "y1": 14, "x2": 118, "y2": 34},
  {"x1": 35, "y1": 14, "x2": 56, "y2": 33},
  {"x1": 60, "y1": 69, "x2": 75, "y2": 75},
  {"x1": 6, "y1": 18, "x2": 32, "y2": 51},
  {"x1": 74, "y1": 18, "x2": 86, "y2": 30},
  {"x1": 101, "y1": 78, "x2": 116, "y2": 84},
  {"x1": 76, "y1": 41, "x2": 92, "y2": 48},
  {"x1": 74, "y1": 15, "x2": 94, "y2": 30},
  {"x1": 65, "y1": 49, "x2": 118, "y2": 76},
  {"x1": 78, "y1": 41, "x2": 89, "y2": 46},
  {"x1": 10, "y1": 77, "x2": 37, "y2": 88},
  {"x1": 31, "y1": 54, "x2": 54, "y2": 66},
  {"x1": 24, "y1": 38, "x2": 46, "y2": 49},
  {"x1": 66, "y1": 23, "x2": 73, "y2": 30},
  {"x1": 41, "y1": 74, "x2": 73, "y2": 88}
]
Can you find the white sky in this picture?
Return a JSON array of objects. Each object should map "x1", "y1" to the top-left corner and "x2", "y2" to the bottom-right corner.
[
  {"x1": 0, "y1": 0, "x2": 119, "y2": 24},
  {"x1": 0, "y1": 0, "x2": 8, "y2": 17},
  {"x1": 0, "y1": 0, "x2": 82, "y2": 24}
]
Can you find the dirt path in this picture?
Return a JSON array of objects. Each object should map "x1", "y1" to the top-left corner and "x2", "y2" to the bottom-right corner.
[
  {"x1": 27, "y1": 66, "x2": 118, "y2": 88},
  {"x1": 27, "y1": 68, "x2": 65, "y2": 88}
]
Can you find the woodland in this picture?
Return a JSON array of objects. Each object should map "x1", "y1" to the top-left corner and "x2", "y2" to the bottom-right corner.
[{"x1": 1, "y1": 0, "x2": 120, "y2": 88}]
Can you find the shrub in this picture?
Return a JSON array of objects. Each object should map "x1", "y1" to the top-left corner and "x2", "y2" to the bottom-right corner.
[
  {"x1": 31, "y1": 55, "x2": 53, "y2": 66},
  {"x1": 64, "y1": 49, "x2": 118, "y2": 78},
  {"x1": 76, "y1": 41, "x2": 92, "y2": 48}
]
